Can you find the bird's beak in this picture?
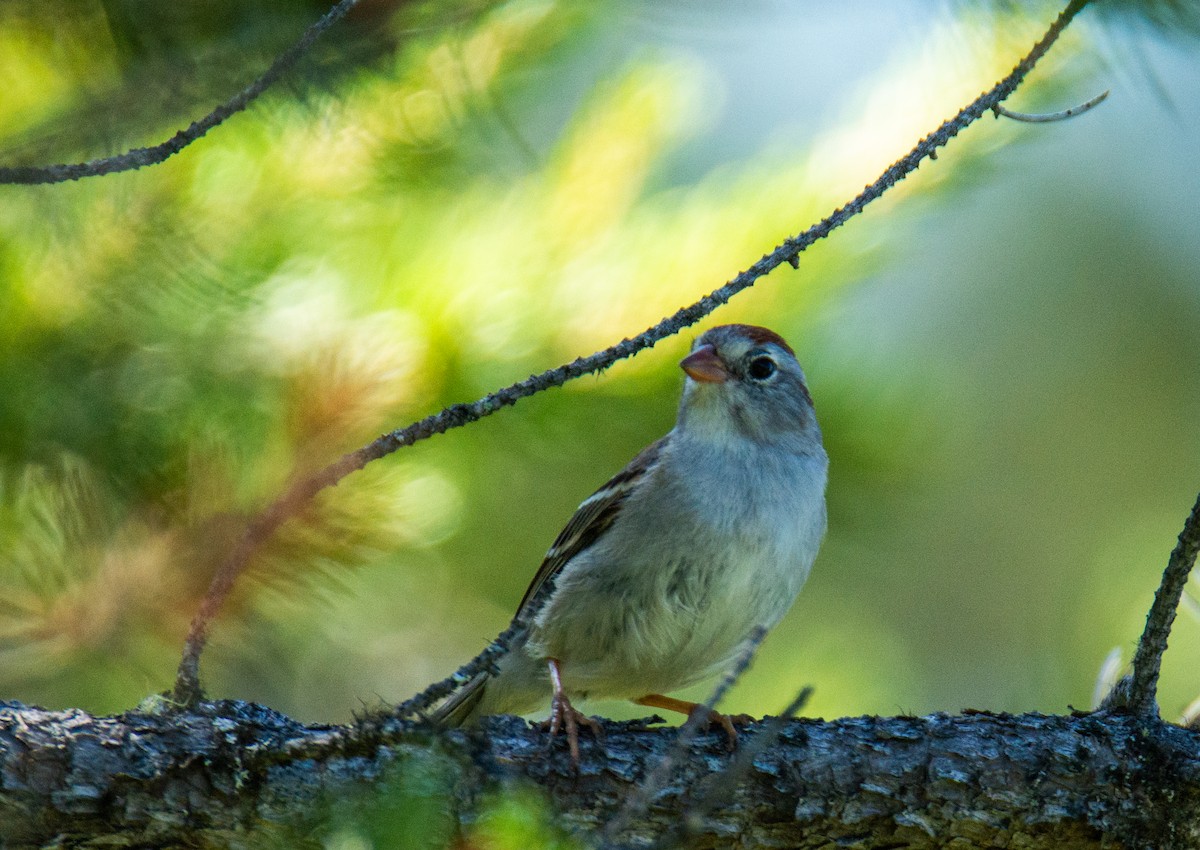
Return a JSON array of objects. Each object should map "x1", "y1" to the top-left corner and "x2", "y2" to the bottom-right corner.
[{"x1": 680, "y1": 344, "x2": 730, "y2": 383}]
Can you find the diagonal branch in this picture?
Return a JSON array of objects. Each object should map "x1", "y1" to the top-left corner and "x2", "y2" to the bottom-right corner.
[
  {"x1": 171, "y1": 0, "x2": 1095, "y2": 707},
  {"x1": 0, "y1": 0, "x2": 364, "y2": 185},
  {"x1": 1124, "y1": 490, "x2": 1200, "y2": 716},
  {"x1": 631, "y1": 686, "x2": 815, "y2": 850},
  {"x1": 601, "y1": 626, "x2": 768, "y2": 843}
]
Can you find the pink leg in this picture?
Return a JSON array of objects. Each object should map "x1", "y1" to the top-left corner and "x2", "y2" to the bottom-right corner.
[
  {"x1": 635, "y1": 693, "x2": 752, "y2": 750},
  {"x1": 545, "y1": 658, "x2": 601, "y2": 764}
]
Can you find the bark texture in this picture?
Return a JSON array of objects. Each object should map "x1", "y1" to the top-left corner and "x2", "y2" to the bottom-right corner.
[{"x1": 2, "y1": 699, "x2": 1200, "y2": 849}]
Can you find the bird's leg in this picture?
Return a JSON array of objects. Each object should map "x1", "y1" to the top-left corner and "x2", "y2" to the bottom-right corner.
[
  {"x1": 635, "y1": 693, "x2": 753, "y2": 750},
  {"x1": 545, "y1": 658, "x2": 601, "y2": 764}
]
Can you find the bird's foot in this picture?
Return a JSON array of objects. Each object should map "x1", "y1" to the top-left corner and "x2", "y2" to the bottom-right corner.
[
  {"x1": 543, "y1": 658, "x2": 601, "y2": 765},
  {"x1": 540, "y1": 692, "x2": 602, "y2": 765},
  {"x1": 690, "y1": 705, "x2": 754, "y2": 751},
  {"x1": 636, "y1": 693, "x2": 754, "y2": 751}
]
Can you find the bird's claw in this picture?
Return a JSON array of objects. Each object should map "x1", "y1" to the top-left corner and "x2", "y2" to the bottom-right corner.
[
  {"x1": 689, "y1": 706, "x2": 753, "y2": 751},
  {"x1": 541, "y1": 691, "x2": 601, "y2": 765},
  {"x1": 543, "y1": 657, "x2": 602, "y2": 765}
]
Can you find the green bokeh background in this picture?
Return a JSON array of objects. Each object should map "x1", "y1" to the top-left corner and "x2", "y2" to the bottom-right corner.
[{"x1": 2, "y1": 0, "x2": 1199, "y2": 746}]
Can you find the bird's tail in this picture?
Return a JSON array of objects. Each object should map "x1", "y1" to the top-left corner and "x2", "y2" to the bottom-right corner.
[{"x1": 430, "y1": 671, "x2": 489, "y2": 727}]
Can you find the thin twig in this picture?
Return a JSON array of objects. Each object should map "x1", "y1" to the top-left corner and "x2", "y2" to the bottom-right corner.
[
  {"x1": 0, "y1": 0, "x2": 364, "y2": 185},
  {"x1": 993, "y1": 89, "x2": 1109, "y2": 122},
  {"x1": 646, "y1": 687, "x2": 814, "y2": 850},
  {"x1": 381, "y1": 566, "x2": 561, "y2": 721},
  {"x1": 253, "y1": 613, "x2": 539, "y2": 766},
  {"x1": 1124, "y1": 490, "x2": 1200, "y2": 716},
  {"x1": 171, "y1": 0, "x2": 1094, "y2": 706},
  {"x1": 601, "y1": 627, "x2": 768, "y2": 843}
]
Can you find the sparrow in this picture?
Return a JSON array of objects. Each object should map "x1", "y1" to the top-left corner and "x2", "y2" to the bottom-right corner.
[{"x1": 435, "y1": 324, "x2": 828, "y2": 761}]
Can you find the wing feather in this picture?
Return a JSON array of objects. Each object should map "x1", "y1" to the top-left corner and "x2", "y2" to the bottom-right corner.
[
  {"x1": 433, "y1": 436, "x2": 667, "y2": 727},
  {"x1": 514, "y1": 436, "x2": 667, "y2": 617}
]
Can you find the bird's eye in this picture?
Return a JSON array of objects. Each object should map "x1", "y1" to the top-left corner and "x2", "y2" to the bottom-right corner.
[{"x1": 748, "y1": 355, "x2": 777, "y2": 381}]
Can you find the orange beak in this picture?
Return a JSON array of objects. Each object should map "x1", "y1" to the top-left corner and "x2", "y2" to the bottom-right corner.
[{"x1": 680, "y1": 344, "x2": 730, "y2": 383}]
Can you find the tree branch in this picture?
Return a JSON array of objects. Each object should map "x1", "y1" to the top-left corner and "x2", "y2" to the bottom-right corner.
[
  {"x1": 2, "y1": 701, "x2": 1198, "y2": 849},
  {"x1": 0, "y1": 0, "x2": 364, "y2": 185},
  {"x1": 1124, "y1": 491, "x2": 1200, "y2": 715}
]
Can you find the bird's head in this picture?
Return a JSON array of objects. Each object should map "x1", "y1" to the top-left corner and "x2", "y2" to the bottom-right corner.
[{"x1": 677, "y1": 324, "x2": 820, "y2": 450}]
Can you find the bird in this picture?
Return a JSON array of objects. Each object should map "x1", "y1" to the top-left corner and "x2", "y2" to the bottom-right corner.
[{"x1": 434, "y1": 323, "x2": 828, "y2": 762}]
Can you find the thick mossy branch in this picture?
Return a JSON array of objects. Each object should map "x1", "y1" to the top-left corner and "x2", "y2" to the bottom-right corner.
[{"x1": 2, "y1": 700, "x2": 1199, "y2": 849}]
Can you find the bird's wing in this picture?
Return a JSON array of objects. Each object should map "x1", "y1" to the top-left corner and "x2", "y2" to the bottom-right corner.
[
  {"x1": 432, "y1": 437, "x2": 666, "y2": 727},
  {"x1": 431, "y1": 670, "x2": 490, "y2": 726},
  {"x1": 514, "y1": 436, "x2": 667, "y2": 619}
]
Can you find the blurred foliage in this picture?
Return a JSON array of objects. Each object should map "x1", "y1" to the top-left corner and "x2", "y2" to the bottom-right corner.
[
  {"x1": 1, "y1": 4, "x2": 1200, "y2": 845},
  {"x1": 319, "y1": 747, "x2": 461, "y2": 850},
  {"x1": 1098, "y1": 0, "x2": 1200, "y2": 37},
  {"x1": 318, "y1": 778, "x2": 578, "y2": 850},
  {"x1": 460, "y1": 790, "x2": 583, "y2": 850}
]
